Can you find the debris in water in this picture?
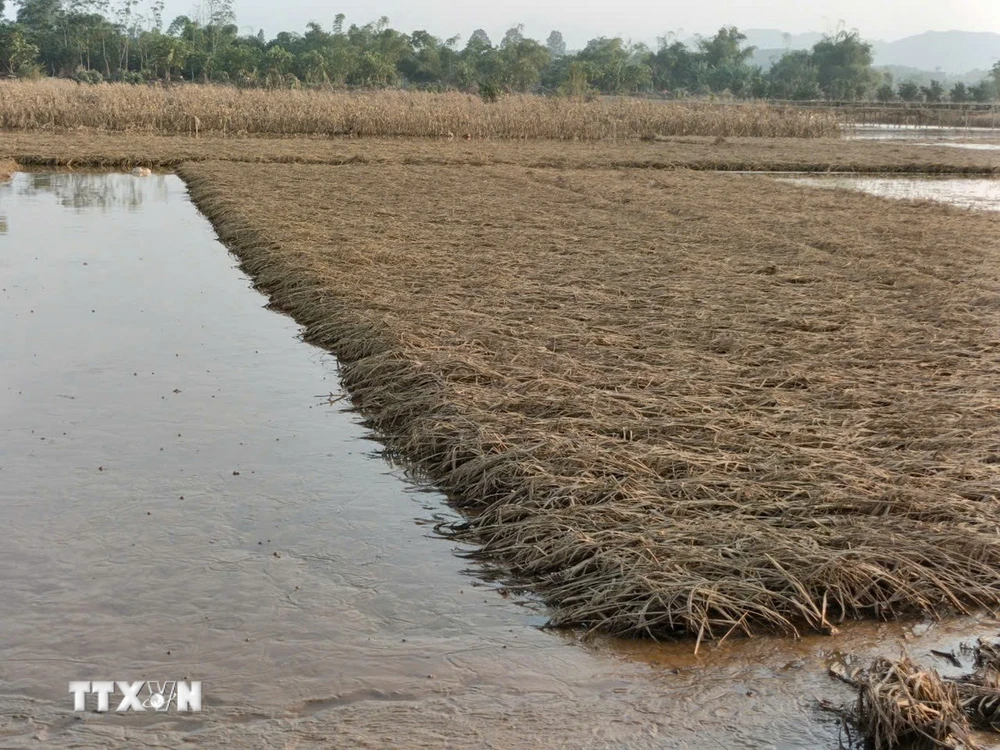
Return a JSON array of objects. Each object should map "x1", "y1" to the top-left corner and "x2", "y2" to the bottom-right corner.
[
  {"x1": 850, "y1": 655, "x2": 973, "y2": 750},
  {"x1": 834, "y1": 648, "x2": 1000, "y2": 749}
]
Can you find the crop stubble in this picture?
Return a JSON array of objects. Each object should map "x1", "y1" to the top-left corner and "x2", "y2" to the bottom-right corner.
[
  {"x1": 178, "y1": 160, "x2": 1000, "y2": 640},
  {"x1": 2, "y1": 131, "x2": 999, "y2": 174}
]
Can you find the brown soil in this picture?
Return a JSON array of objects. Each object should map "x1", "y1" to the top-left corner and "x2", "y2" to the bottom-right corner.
[
  {"x1": 2, "y1": 131, "x2": 998, "y2": 173},
  {"x1": 175, "y1": 159, "x2": 1000, "y2": 640}
]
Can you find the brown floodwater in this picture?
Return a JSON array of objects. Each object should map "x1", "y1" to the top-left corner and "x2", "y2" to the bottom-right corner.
[
  {"x1": 778, "y1": 174, "x2": 1000, "y2": 213},
  {"x1": 1, "y1": 172, "x2": 997, "y2": 749}
]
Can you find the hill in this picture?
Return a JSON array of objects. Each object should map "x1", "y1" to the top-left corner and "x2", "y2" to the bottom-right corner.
[{"x1": 740, "y1": 29, "x2": 1000, "y2": 75}]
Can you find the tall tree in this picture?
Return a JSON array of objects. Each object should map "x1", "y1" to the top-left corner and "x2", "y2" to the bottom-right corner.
[
  {"x1": 767, "y1": 49, "x2": 820, "y2": 100},
  {"x1": 545, "y1": 29, "x2": 564, "y2": 58},
  {"x1": 810, "y1": 30, "x2": 874, "y2": 100}
]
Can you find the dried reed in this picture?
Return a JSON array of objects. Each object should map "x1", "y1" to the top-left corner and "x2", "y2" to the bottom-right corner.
[
  {"x1": 0, "y1": 159, "x2": 17, "y2": 181},
  {"x1": 852, "y1": 655, "x2": 977, "y2": 750},
  {"x1": 0, "y1": 80, "x2": 839, "y2": 139},
  {"x1": 957, "y1": 638, "x2": 1000, "y2": 731}
]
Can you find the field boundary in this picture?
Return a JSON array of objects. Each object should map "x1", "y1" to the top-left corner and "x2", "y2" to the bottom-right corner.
[{"x1": 4, "y1": 145, "x2": 999, "y2": 175}]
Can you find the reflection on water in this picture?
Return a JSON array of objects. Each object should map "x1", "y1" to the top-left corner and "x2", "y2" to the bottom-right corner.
[
  {"x1": 11, "y1": 171, "x2": 170, "y2": 213},
  {"x1": 778, "y1": 175, "x2": 1000, "y2": 213},
  {"x1": 913, "y1": 142, "x2": 1000, "y2": 151},
  {"x1": 2, "y1": 172, "x2": 998, "y2": 749},
  {"x1": 845, "y1": 123, "x2": 1000, "y2": 142}
]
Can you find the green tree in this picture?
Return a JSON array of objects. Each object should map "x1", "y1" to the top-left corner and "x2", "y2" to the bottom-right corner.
[
  {"x1": 897, "y1": 81, "x2": 920, "y2": 101},
  {"x1": 647, "y1": 37, "x2": 699, "y2": 93},
  {"x1": 875, "y1": 82, "x2": 895, "y2": 101},
  {"x1": 919, "y1": 79, "x2": 944, "y2": 102},
  {"x1": 969, "y1": 78, "x2": 996, "y2": 102},
  {"x1": 263, "y1": 43, "x2": 291, "y2": 85},
  {"x1": 497, "y1": 24, "x2": 549, "y2": 91},
  {"x1": 767, "y1": 49, "x2": 820, "y2": 99},
  {"x1": 574, "y1": 37, "x2": 651, "y2": 93},
  {"x1": 696, "y1": 26, "x2": 753, "y2": 68},
  {"x1": 399, "y1": 29, "x2": 445, "y2": 85},
  {"x1": 811, "y1": 30, "x2": 874, "y2": 100},
  {"x1": 949, "y1": 82, "x2": 968, "y2": 102},
  {"x1": 545, "y1": 29, "x2": 565, "y2": 58},
  {"x1": 0, "y1": 20, "x2": 40, "y2": 73},
  {"x1": 144, "y1": 28, "x2": 187, "y2": 80}
]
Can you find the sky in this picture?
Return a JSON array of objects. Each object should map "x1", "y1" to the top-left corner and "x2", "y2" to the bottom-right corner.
[{"x1": 157, "y1": 0, "x2": 999, "y2": 47}]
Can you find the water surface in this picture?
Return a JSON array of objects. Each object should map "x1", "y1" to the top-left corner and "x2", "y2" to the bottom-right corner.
[{"x1": 778, "y1": 175, "x2": 1000, "y2": 212}]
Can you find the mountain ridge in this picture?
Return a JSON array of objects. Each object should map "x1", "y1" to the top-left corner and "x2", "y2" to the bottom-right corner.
[{"x1": 737, "y1": 28, "x2": 1000, "y2": 74}]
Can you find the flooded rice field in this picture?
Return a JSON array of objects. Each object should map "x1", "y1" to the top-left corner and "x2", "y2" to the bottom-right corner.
[
  {"x1": 845, "y1": 123, "x2": 1000, "y2": 142},
  {"x1": 777, "y1": 175, "x2": 1000, "y2": 213},
  {"x1": 1, "y1": 172, "x2": 997, "y2": 748}
]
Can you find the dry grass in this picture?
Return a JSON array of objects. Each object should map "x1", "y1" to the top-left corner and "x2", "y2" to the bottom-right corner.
[
  {"x1": 2, "y1": 131, "x2": 997, "y2": 175},
  {"x1": 852, "y1": 655, "x2": 977, "y2": 749},
  {"x1": 971, "y1": 639, "x2": 1000, "y2": 675},
  {"x1": 839, "y1": 644, "x2": 1000, "y2": 746},
  {"x1": 175, "y1": 158, "x2": 1000, "y2": 640},
  {"x1": 0, "y1": 159, "x2": 17, "y2": 181},
  {"x1": 0, "y1": 80, "x2": 840, "y2": 139},
  {"x1": 958, "y1": 638, "x2": 1000, "y2": 731}
]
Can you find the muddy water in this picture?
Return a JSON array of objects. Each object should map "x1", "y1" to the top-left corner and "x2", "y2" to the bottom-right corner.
[
  {"x1": 778, "y1": 175, "x2": 1000, "y2": 213},
  {"x1": 1, "y1": 172, "x2": 998, "y2": 749}
]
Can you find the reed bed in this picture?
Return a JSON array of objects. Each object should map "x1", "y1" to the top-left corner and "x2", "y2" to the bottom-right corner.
[
  {"x1": 176, "y1": 160, "x2": 1000, "y2": 640},
  {"x1": 0, "y1": 79, "x2": 839, "y2": 139}
]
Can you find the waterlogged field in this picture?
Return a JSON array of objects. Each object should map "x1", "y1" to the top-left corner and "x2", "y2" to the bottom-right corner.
[
  {"x1": 780, "y1": 174, "x2": 1000, "y2": 212},
  {"x1": 1, "y1": 132, "x2": 999, "y2": 748}
]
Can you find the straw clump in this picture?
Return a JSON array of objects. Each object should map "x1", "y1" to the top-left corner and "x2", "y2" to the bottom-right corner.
[
  {"x1": 957, "y1": 638, "x2": 1000, "y2": 731},
  {"x1": 0, "y1": 79, "x2": 840, "y2": 139},
  {"x1": 837, "y1": 643, "x2": 1000, "y2": 747},
  {"x1": 0, "y1": 159, "x2": 18, "y2": 181},
  {"x1": 176, "y1": 159, "x2": 1000, "y2": 641},
  {"x1": 852, "y1": 655, "x2": 979, "y2": 750}
]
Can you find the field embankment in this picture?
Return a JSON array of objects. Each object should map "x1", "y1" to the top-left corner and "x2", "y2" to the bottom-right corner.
[
  {"x1": 1, "y1": 131, "x2": 998, "y2": 174},
  {"x1": 0, "y1": 80, "x2": 838, "y2": 139},
  {"x1": 177, "y1": 159, "x2": 1000, "y2": 639}
]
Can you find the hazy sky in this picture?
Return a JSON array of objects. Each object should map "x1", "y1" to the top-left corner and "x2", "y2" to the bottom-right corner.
[{"x1": 161, "y1": 0, "x2": 998, "y2": 47}]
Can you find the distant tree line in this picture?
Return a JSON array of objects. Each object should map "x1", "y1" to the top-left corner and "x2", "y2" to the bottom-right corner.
[{"x1": 1, "y1": 1, "x2": 998, "y2": 101}]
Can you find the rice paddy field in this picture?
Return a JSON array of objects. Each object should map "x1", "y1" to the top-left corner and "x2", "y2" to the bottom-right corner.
[
  {"x1": 2, "y1": 89, "x2": 1000, "y2": 746},
  {"x1": 175, "y1": 159, "x2": 1000, "y2": 641}
]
